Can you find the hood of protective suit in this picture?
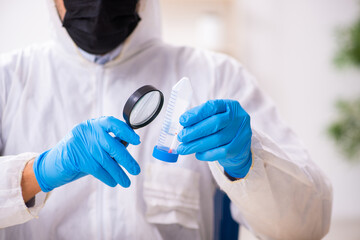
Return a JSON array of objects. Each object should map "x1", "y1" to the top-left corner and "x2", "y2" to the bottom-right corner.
[{"x1": 46, "y1": 0, "x2": 162, "y2": 63}]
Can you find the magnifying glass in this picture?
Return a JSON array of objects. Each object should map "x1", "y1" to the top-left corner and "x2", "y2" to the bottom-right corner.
[{"x1": 123, "y1": 85, "x2": 164, "y2": 138}]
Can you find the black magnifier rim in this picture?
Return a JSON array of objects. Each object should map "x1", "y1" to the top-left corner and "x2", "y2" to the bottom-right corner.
[{"x1": 123, "y1": 85, "x2": 164, "y2": 129}]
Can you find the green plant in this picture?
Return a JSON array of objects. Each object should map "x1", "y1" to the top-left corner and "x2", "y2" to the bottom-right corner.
[
  {"x1": 335, "y1": 18, "x2": 360, "y2": 68},
  {"x1": 329, "y1": 10, "x2": 360, "y2": 161},
  {"x1": 328, "y1": 99, "x2": 360, "y2": 161}
]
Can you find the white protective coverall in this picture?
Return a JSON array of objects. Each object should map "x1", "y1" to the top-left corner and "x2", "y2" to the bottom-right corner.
[{"x1": 0, "y1": 0, "x2": 332, "y2": 239}]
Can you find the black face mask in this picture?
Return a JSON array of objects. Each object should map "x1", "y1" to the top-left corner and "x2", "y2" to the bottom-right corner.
[{"x1": 62, "y1": 0, "x2": 141, "y2": 55}]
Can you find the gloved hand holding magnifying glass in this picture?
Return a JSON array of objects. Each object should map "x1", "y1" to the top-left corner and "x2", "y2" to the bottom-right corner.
[{"x1": 33, "y1": 86, "x2": 163, "y2": 192}]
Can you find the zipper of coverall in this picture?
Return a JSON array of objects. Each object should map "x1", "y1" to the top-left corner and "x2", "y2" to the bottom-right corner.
[{"x1": 95, "y1": 64, "x2": 105, "y2": 240}]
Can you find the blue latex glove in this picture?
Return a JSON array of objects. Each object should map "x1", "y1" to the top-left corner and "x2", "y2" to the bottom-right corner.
[
  {"x1": 177, "y1": 99, "x2": 252, "y2": 178},
  {"x1": 33, "y1": 116, "x2": 141, "y2": 192}
]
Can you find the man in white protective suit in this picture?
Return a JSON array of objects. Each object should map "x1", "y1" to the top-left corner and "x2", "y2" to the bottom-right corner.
[{"x1": 0, "y1": 0, "x2": 332, "y2": 239}]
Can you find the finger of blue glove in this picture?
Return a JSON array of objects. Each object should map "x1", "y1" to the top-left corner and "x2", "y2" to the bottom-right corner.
[
  {"x1": 195, "y1": 139, "x2": 250, "y2": 162},
  {"x1": 204, "y1": 122, "x2": 251, "y2": 158},
  {"x1": 179, "y1": 100, "x2": 227, "y2": 127},
  {"x1": 177, "y1": 127, "x2": 235, "y2": 155},
  {"x1": 195, "y1": 146, "x2": 227, "y2": 161},
  {"x1": 95, "y1": 150, "x2": 132, "y2": 188},
  {"x1": 101, "y1": 130, "x2": 141, "y2": 176},
  {"x1": 87, "y1": 161, "x2": 118, "y2": 187},
  {"x1": 99, "y1": 116, "x2": 140, "y2": 145},
  {"x1": 178, "y1": 111, "x2": 230, "y2": 143}
]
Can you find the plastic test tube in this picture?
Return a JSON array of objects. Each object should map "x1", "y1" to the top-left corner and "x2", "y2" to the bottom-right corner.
[{"x1": 152, "y1": 77, "x2": 193, "y2": 162}]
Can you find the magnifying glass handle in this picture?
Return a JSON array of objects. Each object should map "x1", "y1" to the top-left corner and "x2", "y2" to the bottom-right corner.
[
  {"x1": 121, "y1": 140, "x2": 129, "y2": 147},
  {"x1": 115, "y1": 137, "x2": 129, "y2": 147}
]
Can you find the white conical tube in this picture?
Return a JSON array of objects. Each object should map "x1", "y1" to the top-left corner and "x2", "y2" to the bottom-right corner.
[{"x1": 153, "y1": 77, "x2": 193, "y2": 162}]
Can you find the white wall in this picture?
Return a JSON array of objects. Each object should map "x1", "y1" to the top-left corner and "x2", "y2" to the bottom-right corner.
[{"x1": 0, "y1": 0, "x2": 51, "y2": 53}]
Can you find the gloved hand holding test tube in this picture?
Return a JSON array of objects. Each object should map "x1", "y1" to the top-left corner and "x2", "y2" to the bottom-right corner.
[{"x1": 153, "y1": 77, "x2": 252, "y2": 179}]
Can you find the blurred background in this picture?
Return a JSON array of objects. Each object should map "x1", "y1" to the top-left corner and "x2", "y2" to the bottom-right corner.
[{"x1": 0, "y1": 0, "x2": 359, "y2": 239}]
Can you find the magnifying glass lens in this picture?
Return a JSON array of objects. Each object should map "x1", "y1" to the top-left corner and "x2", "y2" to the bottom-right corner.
[{"x1": 129, "y1": 91, "x2": 162, "y2": 127}]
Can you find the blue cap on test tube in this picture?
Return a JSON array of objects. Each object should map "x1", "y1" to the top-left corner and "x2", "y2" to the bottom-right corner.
[{"x1": 152, "y1": 146, "x2": 179, "y2": 162}]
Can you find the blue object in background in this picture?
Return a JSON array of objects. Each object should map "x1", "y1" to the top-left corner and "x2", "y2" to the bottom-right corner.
[{"x1": 214, "y1": 189, "x2": 239, "y2": 240}]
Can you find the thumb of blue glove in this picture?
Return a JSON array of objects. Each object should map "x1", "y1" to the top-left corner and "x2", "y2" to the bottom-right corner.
[
  {"x1": 33, "y1": 116, "x2": 141, "y2": 192},
  {"x1": 177, "y1": 99, "x2": 252, "y2": 179}
]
